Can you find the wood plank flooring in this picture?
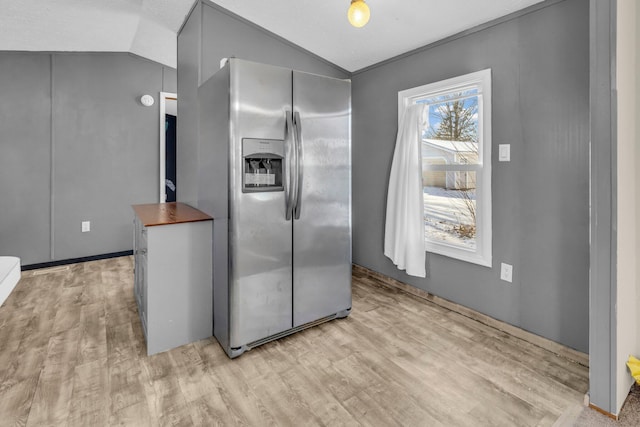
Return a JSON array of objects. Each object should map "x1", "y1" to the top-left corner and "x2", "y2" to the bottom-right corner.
[{"x1": 0, "y1": 257, "x2": 588, "y2": 426}]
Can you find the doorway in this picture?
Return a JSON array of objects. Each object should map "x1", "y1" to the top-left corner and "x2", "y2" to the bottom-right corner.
[{"x1": 159, "y1": 92, "x2": 177, "y2": 203}]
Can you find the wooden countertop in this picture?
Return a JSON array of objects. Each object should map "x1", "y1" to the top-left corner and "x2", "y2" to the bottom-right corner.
[{"x1": 132, "y1": 202, "x2": 212, "y2": 227}]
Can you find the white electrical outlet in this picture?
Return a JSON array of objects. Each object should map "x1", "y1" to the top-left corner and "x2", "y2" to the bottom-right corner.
[
  {"x1": 499, "y1": 144, "x2": 511, "y2": 162},
  {"x1": 500, "y1": 263, "x2": 513, "y2": 282},
  {"x1": 82, "y1": 221, "x2": 91, "y2": 233}
]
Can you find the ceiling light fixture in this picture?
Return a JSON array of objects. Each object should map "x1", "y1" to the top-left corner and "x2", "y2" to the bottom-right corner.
[{"x1": 348, "y1": 0, "x2": 370, "y2": 28}]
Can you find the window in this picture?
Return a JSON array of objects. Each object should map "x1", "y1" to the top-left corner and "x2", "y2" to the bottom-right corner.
[{"x1": 398, "y1": 69, "x2": 492, "y2": 267}]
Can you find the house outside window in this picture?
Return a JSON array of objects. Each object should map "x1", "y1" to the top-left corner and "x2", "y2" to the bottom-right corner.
[{"x1": 398, "y1": 69, "x2": 492, "y2": 267}]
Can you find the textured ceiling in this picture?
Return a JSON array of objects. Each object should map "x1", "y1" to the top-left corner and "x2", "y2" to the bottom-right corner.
[
  {"x1": 0, "y1": 0, "x2": 194, "y2": 67},
  {"x1": 209, "y1": 0, "x2": 546, "y2": 72},
  {"x1": 0, "y1": 0, "x2": 545, "y2": 71}
]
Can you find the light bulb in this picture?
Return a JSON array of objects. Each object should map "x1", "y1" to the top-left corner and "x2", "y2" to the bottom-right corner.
[{"x1": 348, "y1": 0, "x2": 370, "y2": 28}]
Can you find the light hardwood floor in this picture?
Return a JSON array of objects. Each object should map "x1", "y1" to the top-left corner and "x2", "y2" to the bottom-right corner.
[{"x1": 0, "y1": 257, "x2": 588, "y2": 426}]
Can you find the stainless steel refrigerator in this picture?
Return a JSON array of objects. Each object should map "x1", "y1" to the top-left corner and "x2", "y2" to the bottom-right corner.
[{"x1": 198, "y1": 59, "x2": 352, "y2": 358}]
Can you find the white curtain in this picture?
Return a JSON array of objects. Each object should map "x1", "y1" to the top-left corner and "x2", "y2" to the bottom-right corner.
[{"x1": 384, "y1": 103, "x2": 426, "y2": 278}]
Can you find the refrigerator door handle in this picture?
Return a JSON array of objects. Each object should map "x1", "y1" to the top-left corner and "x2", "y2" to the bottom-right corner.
[
  {"x1": 293, "y1": 111, "x2": 304, "y2": 220},
  {"x1": 284, "y1": 110, "x2": 296, "y2": 220}
]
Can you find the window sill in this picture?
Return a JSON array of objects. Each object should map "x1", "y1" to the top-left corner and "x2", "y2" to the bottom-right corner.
[{"x1": 425, "y1": 241, "x2": 491, "y2": 267}]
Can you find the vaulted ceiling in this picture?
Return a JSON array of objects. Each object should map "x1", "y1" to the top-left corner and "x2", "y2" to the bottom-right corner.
[
  {"x1": 0, "y1": 0, "x2": 545, "y2": 71},
  {"x1": 0, "y1": 0, "x2": 194, "y2": 67}
]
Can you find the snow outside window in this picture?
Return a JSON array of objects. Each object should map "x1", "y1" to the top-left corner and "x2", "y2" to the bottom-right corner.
[{"x1": 398, "y1": 69, "x2": 492, "y2": 267}]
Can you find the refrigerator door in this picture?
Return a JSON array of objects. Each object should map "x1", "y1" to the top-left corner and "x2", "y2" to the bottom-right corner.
[
  {"x1": 292, "y1": 71, "x2": 352, "y2": 327},
  {"x1": 229, "y1": 60, "x2": 293, "y2": 347}
]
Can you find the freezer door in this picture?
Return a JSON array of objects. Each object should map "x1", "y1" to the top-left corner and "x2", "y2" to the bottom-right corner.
[
  {"x1": 292, "y1": 71, "x2": 352, "y2": 327},
  {"x1": 228, "y1": 60, "x2": 294, "y2": 347}
]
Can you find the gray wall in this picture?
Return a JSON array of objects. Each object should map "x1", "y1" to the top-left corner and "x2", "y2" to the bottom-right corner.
[
  {"x1": 351, "y1": 0, "x2": 590, "y2": 352},
  {"x1": 177, "y1": 1, "x2": 349, "y2": 205},
  {"x1": 0, "y1": 54, "x2": 52, "y2": 264},
  {"x1": 176, "y1": 2, "x2": 202, "y2": 207},
  {"x1": 199, "y1": 2, "x2": 347, "y2": 83},
  {"x1": 0, "y1": 52, "x2": 177, "y2": 265},
  {"x1": 589, "y1": 0, "x2": 616, "y2": 413}
]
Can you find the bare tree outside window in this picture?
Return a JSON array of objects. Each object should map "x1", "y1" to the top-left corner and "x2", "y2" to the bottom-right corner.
[{"x1": 427, "y1": 95, "x2": 478, "y2": 143}]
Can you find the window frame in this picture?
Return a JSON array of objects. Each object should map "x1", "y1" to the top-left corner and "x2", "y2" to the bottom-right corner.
[{"x1": 398, "y1": 69, "x2": 492, "y2": 267}]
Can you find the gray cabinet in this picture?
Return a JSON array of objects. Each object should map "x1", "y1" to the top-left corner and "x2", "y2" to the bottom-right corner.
[
  {"x1": 133, "y1": 202, "x2": 213, "y2": 355},
  {"x1": 133, "y1": 216, "x2": 149, "y2": 335}
]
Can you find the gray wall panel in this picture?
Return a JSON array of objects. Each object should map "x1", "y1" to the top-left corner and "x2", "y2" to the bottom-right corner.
[
  {"x1": 52, "y1": 53, "x2": 163, "y2": 260},
  {"x1": 176, "y1": 1, "x2": 201, "y2": 206},
  {"x1": 0, "y1": 54, "x2": 52, "y2": 265},
  {"x1": 0, "y1": 52, "x2": 176, "y2": 265},
  {"x1": 589, "y1": 0, "x2": 616, "y2": 412},
  {"x1": 163, "y1": 66, "x2": 177, "y2": 93},
  {"x1": 351, "y1": 0, "x2": 589, "y2": 352},
  {"x1": 515, "y1": 1, "x2": 590, "y2": 352},
  {"x1": 200, "y1": 3, "x2": 347, "y2": 84}
]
